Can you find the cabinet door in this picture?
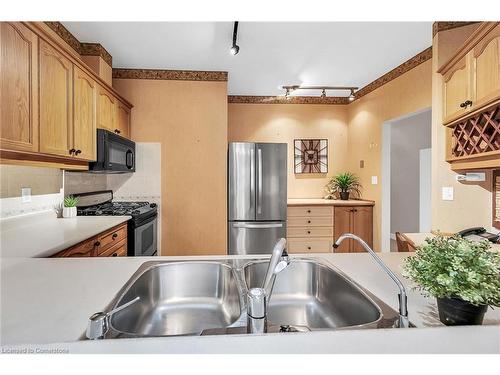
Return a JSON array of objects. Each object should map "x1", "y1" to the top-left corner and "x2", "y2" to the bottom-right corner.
[
  {"x1": 97, "y1": 85, "x2": 116, "y2": 132},
  {"x1": 39, "y1": 39, "x2": 73, "y2": 157},
  {"x1": 73, "y1": 66, "x2": 96, "y2": 160},
  {"x1": 115, "y1": 100, "x2": 131, "y2": 138},
  {"x1": 352, "y1": 206, "x2": 373, "y2": 252},
  {"x1": 333, "y1": 206, "x2": 352, "y2": 253},
  {"x1": 0, "y1": 22, "x2": 39, "y2": 152},
  {"x1": 443, "y1": 56, "x2": 472, "y2": 124},
  {"x1": 471, "y1": 25, "x2": 500, "y2": 110}
]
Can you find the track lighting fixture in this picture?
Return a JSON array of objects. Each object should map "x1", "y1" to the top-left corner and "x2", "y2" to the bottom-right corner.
[
  {"x1": 280, "y1": 85, "x2": 358, "y2": 101},
  {"x1": 230, "y1": 21, "x2": 240, "y2": 55}
]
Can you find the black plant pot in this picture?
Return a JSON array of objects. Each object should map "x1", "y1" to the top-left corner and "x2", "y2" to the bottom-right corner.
[
  {"x1": 436, "y1": 297, "x2": 488, "y2": 326},
  {"x1": 339, "y1": 191, "x2": 350, "y2": 200}
]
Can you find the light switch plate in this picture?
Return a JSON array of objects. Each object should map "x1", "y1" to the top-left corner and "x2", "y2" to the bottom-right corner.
[
  {"x1": 442, "y1": 186, "x2": 454, "y2": 201},
  {"x1": 371, "y1": 176, "x2": 378, "y2": 185},
  {"x1": 21, "y1": 187, "x2": 31, "y2": 203}
]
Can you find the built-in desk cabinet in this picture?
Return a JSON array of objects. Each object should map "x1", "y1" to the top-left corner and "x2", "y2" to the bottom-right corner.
[
  {"x1": 287, "y1": 202, "x2": 374, "y2": 253},
  {"x1": 439, "y1": 22, "x2": 500, "y2": 171}
]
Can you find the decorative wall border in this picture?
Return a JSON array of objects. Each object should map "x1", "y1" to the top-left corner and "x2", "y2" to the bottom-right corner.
[
  {"x1": 432, "y1": 21, "x2": 479, "y2": 37},
  {"x1": 112, "y1": 68, "x2": 228, "y2": 82},
  {"x1": 228, "y1": 95, "x2": 349, "y2": 105},
  {"x1": 44, "y1": 22, "x2": 112, "y2": 66}
]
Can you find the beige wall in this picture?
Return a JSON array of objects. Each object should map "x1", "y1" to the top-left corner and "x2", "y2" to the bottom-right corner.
[
  {"x1": 113, "y1": 78, "x2": 228, "y2": 256},
  {"x1": 228, "y1": 104, "x2": 349, "y2": 198},
  {"x1": 346, "y1": 60, "x2": 433, "y2": 250},
  {"x1": 431, "y1": 25, "x2": 493, "y2": 233}
]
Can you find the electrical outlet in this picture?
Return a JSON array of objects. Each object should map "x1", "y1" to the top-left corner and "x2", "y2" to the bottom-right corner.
[
  {"x1": 442, "y1": 186, "x2": 454, "y2": 201},
  {"x1": 371, "y1": 176, "x2": 378, "y2": 185},
  {"x1": 21, "y1": 187, "x2": 31, "y2": 203}
]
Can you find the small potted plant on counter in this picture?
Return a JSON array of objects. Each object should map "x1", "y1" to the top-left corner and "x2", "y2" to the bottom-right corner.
[
  {"x1": 324, "y1": 172, "x2": 362, "y2": 200},
  {"x1": 62, "y1": 196, "x2": 78, "y2": 218},
  {"x1": 404, "y1": 235, "x2": 500, "y2": 326}
]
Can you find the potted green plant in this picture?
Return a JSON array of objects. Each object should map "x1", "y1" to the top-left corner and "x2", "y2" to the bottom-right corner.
[
  {"x1": 404, "y1": 236, "x2": 500, "y2": 326},
  {"x1": 324, "y1": 172, "x2": 362, "y2": 200},
  {"x1": 62, "y1": 196, "x2": 78, "y2": 218}
]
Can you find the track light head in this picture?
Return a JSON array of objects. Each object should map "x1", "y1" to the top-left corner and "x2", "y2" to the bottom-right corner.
[
  {"x1": 321, "y1": 89, "x2": 327, "y2": 98},
  {"x1": 230, "y1": 44, "x2": 240, "y2": 55},
  {"x1": 349, "y1": 89, "x2": 355, "y2": 101}
]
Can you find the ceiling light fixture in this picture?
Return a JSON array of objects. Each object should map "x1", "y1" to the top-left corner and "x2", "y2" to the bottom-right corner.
[
  {"x1": 230, "y1": 21, "x2": 240, "y2": 55},
  {"x1": 281, "y1": 85, "x2": 358, "y2": 101}
]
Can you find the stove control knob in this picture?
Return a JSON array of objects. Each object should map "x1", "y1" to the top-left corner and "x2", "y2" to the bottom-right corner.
[{"x1": 150, "y1": 203, "x2": 157, "y2": 208}]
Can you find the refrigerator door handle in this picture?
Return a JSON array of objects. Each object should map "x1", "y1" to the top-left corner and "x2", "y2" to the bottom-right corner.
[
  {"x1": 250, "y1": 148, "x2": 255, "y2": 210},
  {"x1": 257, "y1": 148, "x2": 263, "y2": 214},
  {"x1": 232, "y1": 223, "x2": 283, "y2": 229}
]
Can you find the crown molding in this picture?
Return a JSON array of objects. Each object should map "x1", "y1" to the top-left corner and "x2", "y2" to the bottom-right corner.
[
  {"x1": 112, "y1": 68, "x2": 228, "y2": 82},
  {"x1": 44, "y1": 22, "x2": 112, "y2": 66},
  {"x1": 432, "y1": 21, "x2": 479, "y2": 37},
  {"x1": 228, "y1": 95, "x2": 349, "y2": 105}
]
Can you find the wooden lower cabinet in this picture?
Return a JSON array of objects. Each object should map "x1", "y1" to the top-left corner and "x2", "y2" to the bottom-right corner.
[
  {"x1": 334, "y1": 206, "x2": 373, "y2": 253},
  {"x1": 51, "y1": 222, "x2": 127, "y2": 258}
]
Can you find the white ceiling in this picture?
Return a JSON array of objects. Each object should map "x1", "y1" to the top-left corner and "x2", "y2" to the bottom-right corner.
[{"x1": 63, "y1": 22, "x2": 432, "y2": 97}]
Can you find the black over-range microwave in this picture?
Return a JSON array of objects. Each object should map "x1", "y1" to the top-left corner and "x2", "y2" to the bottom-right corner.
[{"x1": 89, "y1": 129, "x2": 136, "y2": 173}]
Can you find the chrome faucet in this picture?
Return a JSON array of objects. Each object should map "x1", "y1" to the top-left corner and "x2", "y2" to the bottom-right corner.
[
  {"x1": 333, "y1": 233, "x2": 410, "y2": 328},
  {"x1": 247, "y1": 238, "x2": 289, "y2": 334},
  {"x1": 86, "y1": 296, "x2": 140, "y2": 339}
]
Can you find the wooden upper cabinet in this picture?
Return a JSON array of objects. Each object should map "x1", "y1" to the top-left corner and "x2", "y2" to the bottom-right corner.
[
  {"x1": 471, "y1": 24, "x2": 500, "y2": 111},
  {"x1": 97, "y1": 85, "x2": 116, "y2": 133},
  {"x1": 73, "y1": 66, "x2": 96, "y2": 161},
  {"x1": 443, "y1": 56, "x2": 472, "y2": 125},
  {"x1": 39, "y1": 39, "x2": 73, "y2": 158},
  {"x1": 0, "y1": 22, "x2": 39, "y2": 152},
  {"x1": 115, "y1": 100, "x2": 131, "y2": 138}
]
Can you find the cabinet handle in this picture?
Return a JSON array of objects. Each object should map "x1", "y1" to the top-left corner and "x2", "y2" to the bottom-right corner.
[
  {"x1": 307, "y1": 220, "x2": 311, "y2": 224},
  {"x1": 69, "y1": 148, "x2": 76, "y2": 155},
  {"x1": 307, "y1": 231, "x2": 311, "y2": 234},
  {"x1": 114, "y1": 129, "x2": 121, "y2": 134},
  {"x1": 94, "y1": 241, "x2": 101, "y2": 247},
  {"x1": 460, "y1": 100, "x2": 473, "y2": 108},
  {"x1": 307, "y1": 210, "x2": 311, "y2": 213},
  {"x1": 112, "y1": 233, "x2": 118, "y2": 239},
  {"x1": 307, "y1": 246, "x2": 311, "y2": 250},
  {"x1": 75, "y1": 149, "x2": 82, "y2": 155},
  {"x1": 112, "y1": 253, "x2": 118, "y2": 257}
]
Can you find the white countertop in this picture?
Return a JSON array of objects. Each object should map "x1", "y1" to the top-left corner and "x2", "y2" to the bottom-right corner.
[
  {"x1": 1, "y1": 252, "x2": 499, "y2": 352},
  {"x1": 287, "y1": 198, "x2": 375, "y2": 206},
  {"x1": 0, "y1": 211, "x2": 131, "y2": 258}
]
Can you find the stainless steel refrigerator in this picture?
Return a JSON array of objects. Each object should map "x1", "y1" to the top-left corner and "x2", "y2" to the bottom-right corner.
[{"x1": 228, "y1": 142, "x2": 287, "y2": 255}]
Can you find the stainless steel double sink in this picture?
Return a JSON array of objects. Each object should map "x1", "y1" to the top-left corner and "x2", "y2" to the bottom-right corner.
[{"x1": 97, "y1": 258, "x2": 404, "y2": 339}]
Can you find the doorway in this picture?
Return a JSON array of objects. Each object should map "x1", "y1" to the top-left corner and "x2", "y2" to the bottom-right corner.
[{"x1": 381, "y1": 108, "x2": 432, "y2": 252}]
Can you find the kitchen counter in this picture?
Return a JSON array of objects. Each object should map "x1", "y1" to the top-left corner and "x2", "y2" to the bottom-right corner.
[
  {"x1": 1, "y1": 252, "x2": 499, "y2": 352},
  {"x1": 0, "y1": 211, "x2": 131, "y2": 258},
  {"x1": 287, "y1": 198, "x2": 375, "y2": 206}
]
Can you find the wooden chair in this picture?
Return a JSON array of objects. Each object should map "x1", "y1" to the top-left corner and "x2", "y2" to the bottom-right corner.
[{"x1": 395, "y1": 232, "x2": 416, "y2": 252}]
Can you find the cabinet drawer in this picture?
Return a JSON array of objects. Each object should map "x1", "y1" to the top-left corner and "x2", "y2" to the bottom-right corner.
[
  {"x1": 287, "y1": 238, "x2": 333, "y2": 253},
  {"x1": 98, "y1": 239, "x2": 127, "y2": 257},
  {"x1": 287, "y1": 216, "x2": 333, "y2": 227},
  {"x1": 52, "y1": 237, "x2": 97, "y2": 258},
  {"x1": 287, "y1": 227, "x2": 333, "y2": 238},
  {"x1": 97, "y1": 223, "x2": 127, "y2": 254},
  {"x1": 287, "y1": 206, "x2": 333, "y2": 217}
]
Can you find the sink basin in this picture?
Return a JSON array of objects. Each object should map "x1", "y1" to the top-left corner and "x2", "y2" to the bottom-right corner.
[
  {"x1": 243, "y1": 259, "x2": 382, "y2": 329},
  {"x1": 109, "y1": 262, "x2": 242, "y2": 336}
]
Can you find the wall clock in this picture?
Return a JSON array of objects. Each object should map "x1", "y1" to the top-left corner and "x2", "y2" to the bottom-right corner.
[{"x1": 294, "y1": 139, "x2": 328, "y2": 174}]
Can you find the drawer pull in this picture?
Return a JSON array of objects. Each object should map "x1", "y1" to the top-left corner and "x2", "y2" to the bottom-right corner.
[
  {"x1": 307, "y1": 231, "x2": 311, "y2": 234},
  {"x1": 307, "y1": 220, "x2": 311, "y2": 224},
  {"x1": 307, "y1": 246, "x2": 311, "y2": 250},
  {"x1": 112, "y1": 253, "x2": 118, "y2": 257},
  {"x1": 94, "y1": 241, "x2": 100, "y2": 247},
  {"x1": 112, "y1": 233, "x2": 118, "y2": 239},
  {"x1": 307, "y1": 210, "x2": 311, "y2": 213}
]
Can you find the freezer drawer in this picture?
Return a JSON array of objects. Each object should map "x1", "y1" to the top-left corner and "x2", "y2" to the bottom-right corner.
[{"x1": 228, "y1": 221, "x2": 286, "y2": 255}]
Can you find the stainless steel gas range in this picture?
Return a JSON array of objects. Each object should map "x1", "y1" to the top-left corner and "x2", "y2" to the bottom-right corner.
[{"x1": 74, "y1": 190, "x2": 158, "y2": 256}]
